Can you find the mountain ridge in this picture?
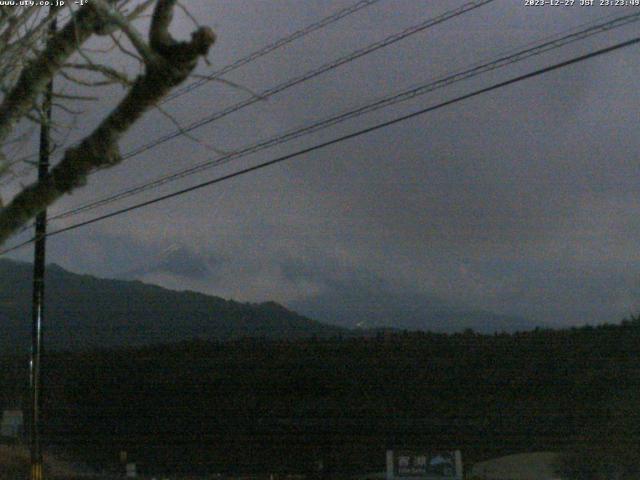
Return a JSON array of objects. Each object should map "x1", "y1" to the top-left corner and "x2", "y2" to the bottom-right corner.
[
  {"x1": 0, "y1": 258, "x2": 347, "y2": 353},
  {"x1": 0, "y1": 258, "x2": 540, "y2": 352}
]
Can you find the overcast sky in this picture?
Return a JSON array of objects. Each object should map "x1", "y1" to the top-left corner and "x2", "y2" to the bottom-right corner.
[{"x1": 5, "y1": 0, "x2": 640, "y2": 329}]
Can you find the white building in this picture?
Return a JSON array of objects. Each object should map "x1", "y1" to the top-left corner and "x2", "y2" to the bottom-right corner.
[{"x1": 470, "y1": 452, "x2": 563, "y2": 480}]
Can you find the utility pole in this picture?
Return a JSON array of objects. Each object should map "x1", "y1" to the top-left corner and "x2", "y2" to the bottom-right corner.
[{"x1": 30, "y1": 7, "x2": 56, "y2": 480}]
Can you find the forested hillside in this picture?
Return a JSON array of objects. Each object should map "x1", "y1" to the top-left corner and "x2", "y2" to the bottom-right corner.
[
  {"x1": 2, "y1": 320, "x2": 638, "y2": 476},
  {"x1": 0, "y1": 259, "x2": 538, "y2": 353},
  {"x1": 0, "y1": 259, "x2": 347, "y2": 353}
]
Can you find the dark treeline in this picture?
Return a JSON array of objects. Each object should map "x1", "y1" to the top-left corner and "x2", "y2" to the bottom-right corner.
[{"x1": 1, "y1": 320, "x2": 639, "y2": 476}]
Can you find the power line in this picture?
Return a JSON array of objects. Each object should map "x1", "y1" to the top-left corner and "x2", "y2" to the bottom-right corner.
[
  {"x1": 47, "y1": 10, "x2": 640, "y2": 223},
  {"x1": 17, "y1": 0, "x2": 491, "y2": 177},
  {"x1": 162, "y1": 0, "x2": 383, "y2": 104},
  {"x1": 120, "y1": 0, "x2": 495, "y2": 160},
  {"x1": 15, "y1": 0, "x2": 499, "y2": 227},
  {"x1": 2, "y1": 35, "x2": 637, "y2": 257},
  {"x1": 0, "y1": 0, "x2": 382, "y2": 184},
  {"x1": 2, "y1": 0, "x2": 493, "y2": 188}
]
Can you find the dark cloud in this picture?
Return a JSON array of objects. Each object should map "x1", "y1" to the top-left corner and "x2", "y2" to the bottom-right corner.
[{"x1": 7, "y1": 0, "x2": 640, "y2": 329}]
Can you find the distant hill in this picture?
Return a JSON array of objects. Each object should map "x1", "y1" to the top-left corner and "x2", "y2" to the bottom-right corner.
[
  {"x1": 118, "y1": 244, "x2": 542, "y2": 334},
  {"x1": 290, "y1": 277, "x2": 538, "y2": 334},
  {"x1": 0, "y1": 258, "x2": 540, "y2": 353},
  {"x1": 0, "y1": 259, "x2": 347, "y2": 352}
]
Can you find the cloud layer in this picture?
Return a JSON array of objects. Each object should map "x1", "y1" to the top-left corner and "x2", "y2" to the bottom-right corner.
[{"x1": 7, "y1": 0, "x2": 640, "y2": 329}]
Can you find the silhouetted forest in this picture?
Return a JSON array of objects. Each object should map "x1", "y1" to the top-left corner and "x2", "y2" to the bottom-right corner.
[
  {"x1": 0, "y1": 259, "x2": 349, "y2": 353},
  {"x1": 2, "y1": 319, "x2": 639, "y2": 477}
]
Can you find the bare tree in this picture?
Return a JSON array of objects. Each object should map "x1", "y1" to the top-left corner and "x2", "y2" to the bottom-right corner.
[{"x1": 0, "y1": 0, "x2": 215, "y2": 245}]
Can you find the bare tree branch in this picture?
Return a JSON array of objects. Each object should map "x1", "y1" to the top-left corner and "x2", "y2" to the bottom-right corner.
[
  {"x1": 0, "y1": 0, "x2": 215, "y2": 245},
  {"x1": 0, "y1": 4, "x2": 110, "y2": 159}
]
